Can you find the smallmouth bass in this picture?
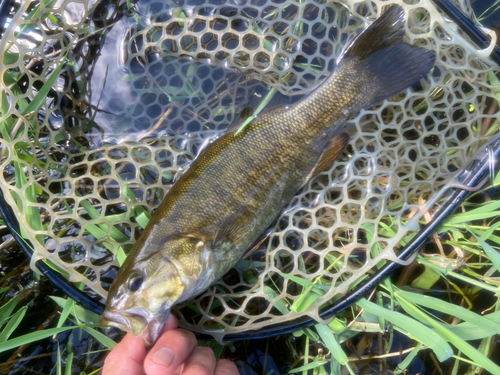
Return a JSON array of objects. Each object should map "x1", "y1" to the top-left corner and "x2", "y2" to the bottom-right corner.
[{"x1": 100, "y1": 4, "x2": 435, "y2": 346}]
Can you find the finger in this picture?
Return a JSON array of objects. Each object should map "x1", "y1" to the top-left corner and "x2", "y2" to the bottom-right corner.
[
  {"x1": 160, "y1": 314, "x2": 179, "y2": 335},
  {"x1": 103, "y1": 333, "x2": 147, "y2": 375},
  {"x1": 214, "y1": 359, "x2": 239, "y2": 375},
  {"x1": 181, "y1": 346, "x2": 216, "y2": 375},
  {"x1": 144, "y1": 329, "x2": 197, "y2": 375}
]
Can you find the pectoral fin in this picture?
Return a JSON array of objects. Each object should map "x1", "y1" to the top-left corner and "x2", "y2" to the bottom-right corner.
[{"x1": 309, "y1": 133, "x2": 350, "y2": 179}]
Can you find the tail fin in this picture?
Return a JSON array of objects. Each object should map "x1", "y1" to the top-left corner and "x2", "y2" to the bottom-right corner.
[{"x1": 341, "y1": 5, "x2": 436, "y2": 105}]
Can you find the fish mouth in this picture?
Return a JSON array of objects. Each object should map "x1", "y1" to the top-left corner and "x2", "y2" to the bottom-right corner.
[{"x1": 100, "y1": 310, "x2": 165, "y2": 348}]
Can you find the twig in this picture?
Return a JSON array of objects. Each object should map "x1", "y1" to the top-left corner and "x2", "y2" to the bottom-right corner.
[{"x1": 346, "y1": 345, "x2": 428, "y2": 361}]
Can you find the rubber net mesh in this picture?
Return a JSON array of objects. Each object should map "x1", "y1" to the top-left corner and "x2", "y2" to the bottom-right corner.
[{"x1": 0, "y1": 0, "x2": 499, "y2": 340}]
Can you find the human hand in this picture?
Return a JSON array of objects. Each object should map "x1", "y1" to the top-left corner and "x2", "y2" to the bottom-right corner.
[{"x1": 103, "y1": 315, "x2": 239, "y2": 375}]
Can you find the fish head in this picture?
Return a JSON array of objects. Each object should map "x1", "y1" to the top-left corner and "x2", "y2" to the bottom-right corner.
[{"x1": 100, "y1": 236, "x2": 209, "y2": 347}]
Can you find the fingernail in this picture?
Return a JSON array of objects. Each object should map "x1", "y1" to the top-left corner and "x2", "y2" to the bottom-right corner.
[{"x1": 151, "y1": 347, "x2": 175, "y2": 367}]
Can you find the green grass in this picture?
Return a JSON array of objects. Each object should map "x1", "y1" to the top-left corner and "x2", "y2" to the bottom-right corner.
[{"x1": 1, "y1": 1, "x2": 500, "y2": 374}]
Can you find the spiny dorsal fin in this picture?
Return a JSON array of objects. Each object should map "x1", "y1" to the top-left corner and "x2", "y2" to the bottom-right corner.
[{"x1": 309, "y1": 133, "x2": 350, "y2": 179}]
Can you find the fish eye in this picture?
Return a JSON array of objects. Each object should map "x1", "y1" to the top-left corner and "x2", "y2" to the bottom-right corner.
[{"x1": 127, "y1": 273, "x2": 144, "y2": 292}]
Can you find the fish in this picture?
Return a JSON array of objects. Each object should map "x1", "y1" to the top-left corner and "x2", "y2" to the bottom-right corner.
[{"x1": 99, "y1": 4, "x2": 436, "y2": 346}]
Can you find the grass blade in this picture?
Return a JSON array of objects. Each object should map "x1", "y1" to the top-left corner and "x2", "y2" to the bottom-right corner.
[
  {"x1": 22, "y1": 54, "x2": 67, "y2": 115},
  {"x1": 396, "y1": 290, "x2": 500, "y2": 335},
  {"x1": 302, "y1": 335, "x2": 309, "y2": 375},
  {"x1": 474, "y1": 235, "x2": 500, "y2": 272},
  {"x1": 0, "y1": 306, "x2": 27, "y2": 343},
  {"x1": 49, "y1": 297, "x2": 100, "y2": 325},
  {"x1": 288, "y1": 360, "x2": 328, "y2": 374},
  {"x1": 356, "y1": 298, "x2": 453, "y2": 361},
  {"x1": 80, "y1": 326, "x2": 116, "y2": 349},
  {"x1": 0, "y1": 296, "x2": 19, "y2": 328},
  {"x1": 65, "y1": 352, "x2": 74, "y2": 375},
  {"x1": 0, "y1": 326, "x2": 76, "y2": 353},
  {"x1": 55, "y1": 297, "x2": 75, "y2": 328},
  {"x1": 394, "y1": 343, "x2": 422, "y2": 375},
  {"x1": 396, "y1": 294, "x2": 500, "y2": 374},
  {"x1": 445, "y1": 201, "x2": 500, "y2": 225},
  {"x1": 234, "y1": 87, "x2": 278, "y2": 135},
  {"x1": 314, "y1": 324, "x2": 348, "y2": 365}
]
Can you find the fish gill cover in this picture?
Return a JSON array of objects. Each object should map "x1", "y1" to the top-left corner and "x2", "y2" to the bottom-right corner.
[{"x1": 0, "y1": 0, "x2": 498, "y2": 341}]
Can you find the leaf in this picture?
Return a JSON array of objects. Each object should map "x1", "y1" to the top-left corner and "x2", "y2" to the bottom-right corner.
[
  {"x1": 23, "y1": 54, "x2": 67, "y2": 115},
  {"x1": 417, "y1": 257, "x2": 500, "y2": 294},
  {"x1": 56, "y1": 343, "x2": 62, "y2": 375},
  {"x1": 80, "y1": 326, "x2": 116, "y2": 349},
  {"x1": 235, "y1": 87, "x2": 278, "y2": 135},
  {"x1": 105, "y1": 213, "x2": 129, "y2": 222},
  {"x1": 356, "y1": 298, "x2": 453, "y2": 361},
  {"x1": 314, "y1": 324, "x2": 348, "y2": 365},
  {"x1": 411, "y1": 265, "x2": 441, "y2": 289},
  {"x1": 396, "y1": 294, "x2": 500, "y2": 374},
  {"x1": 445, "y1": 201, "x2": 500, "y2": 225},
  {"x1": 54, "y1": 132, "x2": 66, "y2": 143},
  {"x1": 446, "y1": 315, "x2": 500, "y2": 341},
  {"x1": 49, "y1": 296, "x2": 100, "y2": 325},
  {"x1": 474, "y1": 235, "x2": 500, "y2": 273},
  {"x1": 288, "y1": 360, "x2": 329, "y2": 374},
  {"x1": 41, "y1": 259, "x2": 70, "y2": 277},
  {"x1": 291, "y1": 292, "x2": 321, "y2": 313},
  {"x1": 0, "y1": 326, "x2": 76, "y2": 353},
  {"x1": 54, "y1": 296, "x2": 76, "y2": 328},
  {"x1": 0, "y1": 306, "x2": 27, "y2": 343},
  {"x1": 279, "y1": 273, "x2": 329, "y2": 291},
  {"x1": 0, "y1": 296, "x2": 19, "y2": 328},
  {"x1": 78, "y1": 198, "x2": 129, "y2": 243},
  {"x1": 302, "y1": 335, "x2": 309, "y2": 375},
  {"x1": 65, "y1": 352, "x2": 74, "y2": 375},
  {"x1": 261, "y1": 286, "x2": 289, "y2": 315},
  {"x1": 2, "y1": 71, "x2": 28, "y2": 112},
  {"x1": 394, "y1": 343, "x2": 422, "y2": 375},
  {"x1": 2, "y1": 53, "x2": 20, "y2": 65},
  {"x1": 136, "y1": 211, "x2": 151, "y2": 229},
  {"x1": 114, "y1": 246, "x2": 127, "y2": 266},
  {"x1": 84, "y1": 223, "x2": 108, "y2": 239},
  {"x1": 328, "y1": 318, "x2": 347, "y2": 334},
  {"x1": 396, "y1": 290, "x2": 500, "y2": 335}
]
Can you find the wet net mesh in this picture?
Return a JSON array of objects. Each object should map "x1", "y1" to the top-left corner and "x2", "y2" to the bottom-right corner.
[{"x1": 0, "y1": 0, "x2": 499, "y2": 340}]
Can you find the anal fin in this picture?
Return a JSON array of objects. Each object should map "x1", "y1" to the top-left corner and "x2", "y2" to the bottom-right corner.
[{"x1": 309, "y1": 133, "x2": 350, "y2": 179}]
